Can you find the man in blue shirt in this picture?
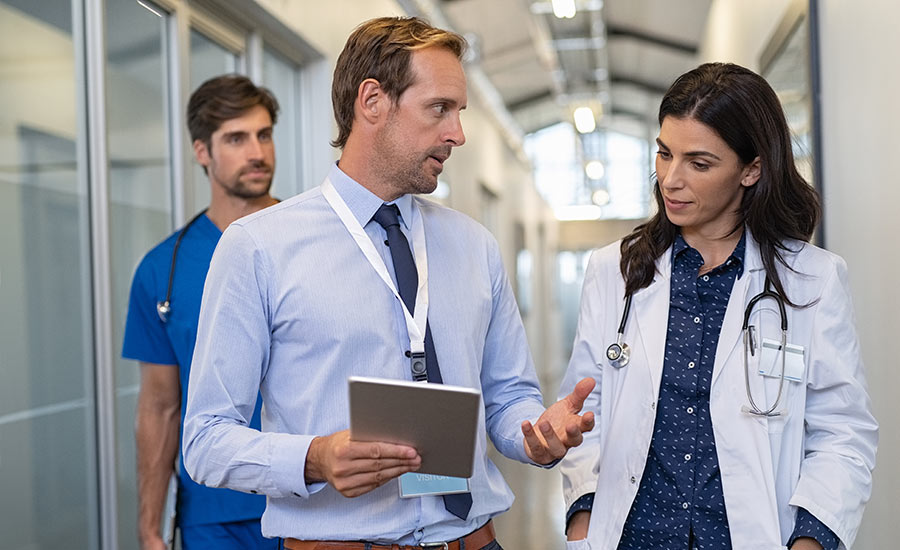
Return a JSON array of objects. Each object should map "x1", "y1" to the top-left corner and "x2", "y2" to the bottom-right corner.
[
  {"x1": 123, "y1": 75, "x2": 280, "y2": 550},
  {"x1": 182, "y1": 17, "x2": 595, "y2": 549}
]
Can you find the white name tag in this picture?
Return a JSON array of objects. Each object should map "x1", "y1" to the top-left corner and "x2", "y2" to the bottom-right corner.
[
  {"x1": 399, "y1": 472, "x2": 470, "y2": 498},
  {"x1": 758, "y1": 338, "x2": 805, "y2": 382}
]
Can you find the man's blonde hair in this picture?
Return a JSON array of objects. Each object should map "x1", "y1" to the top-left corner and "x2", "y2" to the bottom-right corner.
[{"x1": 331, "y1": 17, "x2": 467, "y2": 149}]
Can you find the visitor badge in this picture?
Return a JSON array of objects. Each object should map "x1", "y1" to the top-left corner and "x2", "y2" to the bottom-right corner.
[{"x1": 399, "y1": 472, "x2": 470, "y2": 497}]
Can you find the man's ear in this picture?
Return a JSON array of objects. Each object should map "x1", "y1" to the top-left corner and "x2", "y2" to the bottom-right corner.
[
  {"x1": 356, "y1": 78, "x2": 386, "y2": 126},
  {"x1": 742, "y1": 156, "x2": 761, "y2": 187},
  {"x1": 193, "y1": 139, "x2": 210, "y2": 168}
]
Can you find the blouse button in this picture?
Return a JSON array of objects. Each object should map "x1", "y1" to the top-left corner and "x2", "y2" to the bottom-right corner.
[
  {"x1": 693, "y1": 316, "x2": 701, "y2": 324},
  {"x1": 702, "y1": 275, "x2": 710, "y2": 281}
]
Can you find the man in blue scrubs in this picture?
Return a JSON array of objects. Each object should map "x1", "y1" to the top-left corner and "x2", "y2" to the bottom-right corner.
[{"x1": 123, "y1": 75, "x2": 280, "y2": 550}]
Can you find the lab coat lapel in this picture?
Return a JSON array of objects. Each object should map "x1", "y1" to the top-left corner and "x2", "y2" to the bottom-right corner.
[
  {"x1": 632, "y1": 247, "x2": 672, "y2": 396},
  {"x1": 711, "y1": 233, "x2": 765, "y2": 387}
]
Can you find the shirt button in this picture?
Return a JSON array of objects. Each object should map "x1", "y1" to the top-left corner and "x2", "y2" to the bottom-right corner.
[
  {"x1": 693, "y1": 316, "x2": 701, "y2": 324},
  {"x1": 685, "y1": 453, "x2": 692, "y2": 461},
  {"x1": 686, "y1": 406, "x2": 694, "y2": 414},
  {"x1": 688, "y1": 361, "x2": 695, "y2": 369},
  {"x1": 630, "y1": 476, "x2": 636, "y2": 484},
  {"x1": 702, "y1": 275, "x2": 710, "y2": 281},
  {"x1": 682, "y1": 502, "x2": 689, "y2": 509},
  {"x1": 650, "y1": 401, "x2": 656, "y2": 410}
]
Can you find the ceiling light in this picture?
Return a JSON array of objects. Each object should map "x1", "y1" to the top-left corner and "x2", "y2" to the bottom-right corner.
[
  {"x1": 591, "y1": 188, "x2": 611, "y2": 206},
  {"x1": 573, "y1": 106, "x2": 596, "y2": 134},
  {"x1": 551, "y1": 0, "x2": 577, "y2": 19},
  {"x1": 585, "y1": 160, "x2": 605, "y2": 180}
]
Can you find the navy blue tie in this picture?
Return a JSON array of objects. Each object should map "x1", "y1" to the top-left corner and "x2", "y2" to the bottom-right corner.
[{"x1": 372, "y1": 203, "x2": 473, "y2": 520}]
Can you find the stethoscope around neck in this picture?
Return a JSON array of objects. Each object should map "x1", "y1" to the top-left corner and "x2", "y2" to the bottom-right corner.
[
  {"x1": 606, "y1": 276, "x2": 790, "y2": 417},
  {"x1": 156, "y1": 208, "x2": 208, "y2": 323}
]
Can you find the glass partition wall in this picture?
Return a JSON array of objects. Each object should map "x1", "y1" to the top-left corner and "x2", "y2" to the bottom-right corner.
[
  {"x1": 0, "y1": 1, "x2": 315, "y2": 547},
  {"x1": 106, "y1": 1, "x2": 174, "y2": 548},
  {"x1": 0, "y1": 0, "x2": 99, "y2": 547}
]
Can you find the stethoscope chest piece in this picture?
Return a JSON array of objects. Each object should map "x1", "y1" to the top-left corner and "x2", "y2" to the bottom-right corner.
[
  {"x1": 607, "y1": 293, "x2": 634, "y2": 368},
  {"x1": 156, "y1": 300, "x2": 171, "y2": 323},
  {"x1": 606, "y1": 337, "x2": 630, "y2": 369}
]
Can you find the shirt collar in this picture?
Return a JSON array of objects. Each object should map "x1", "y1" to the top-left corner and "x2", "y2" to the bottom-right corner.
[
  {"x1": 672, "y1": 229, "x2": 747, "y2": 278},
  {"x1": 328, "y1": 162, "x2": 414, "y2": 230}
]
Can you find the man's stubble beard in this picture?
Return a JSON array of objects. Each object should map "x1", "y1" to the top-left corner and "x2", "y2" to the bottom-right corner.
[{"x1": 372, "y1": 122, "x2": 439, "y2": 197}]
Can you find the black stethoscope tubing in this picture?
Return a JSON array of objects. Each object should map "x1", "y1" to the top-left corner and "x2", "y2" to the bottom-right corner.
[
  {"x1": 608, "y1": 278, "x2": 788, "y2": 366},
  {"x1": 156, "y1": 208, "x2": 208, "y2": 323}
]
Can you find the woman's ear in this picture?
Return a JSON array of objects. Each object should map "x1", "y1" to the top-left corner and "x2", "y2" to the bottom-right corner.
[{"x1": 742, "y1": 156, "x2": 762, "y2": 187}]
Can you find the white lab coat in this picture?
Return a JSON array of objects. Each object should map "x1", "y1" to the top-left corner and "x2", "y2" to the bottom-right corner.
[{"x1": 559, "y1": 234, "x2": 877, "y2": 550}]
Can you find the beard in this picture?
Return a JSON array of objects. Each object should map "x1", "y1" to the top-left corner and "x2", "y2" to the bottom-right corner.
[
  {"x1": 215, "y1": 160, "x2": 274, "y2": 199},
  {"x1": 372, "y1": 122, "x2": 451, "y2": 196}
]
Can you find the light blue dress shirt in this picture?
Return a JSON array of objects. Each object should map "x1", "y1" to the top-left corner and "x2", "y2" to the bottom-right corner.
[{"x1": 183, "y1": 163, "x2": 547, "y2": 544}]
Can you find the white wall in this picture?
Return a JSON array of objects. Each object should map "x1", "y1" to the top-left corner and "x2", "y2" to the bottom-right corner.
[
  {"x1": 701, "y1": 1, "x2": 899, "y2": 547},
  {"x1": 699, "y1": 0, "x2": 791, "y2": 70},
  {"x1": 817, "y1": 1, "x2": 900, "y2": 547}
]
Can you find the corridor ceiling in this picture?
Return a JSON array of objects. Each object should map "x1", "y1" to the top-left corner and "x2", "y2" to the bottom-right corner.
[{"x1": 437, "y1": 0, "x2": 712, "y2": 138}]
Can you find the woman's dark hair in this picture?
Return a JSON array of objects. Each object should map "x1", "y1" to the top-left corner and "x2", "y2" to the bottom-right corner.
[{"x1": 619, "y1": 62, "x2": 820, "y2": 306}]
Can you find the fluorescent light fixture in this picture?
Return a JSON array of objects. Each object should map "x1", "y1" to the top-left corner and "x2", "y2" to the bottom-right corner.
[
  {"x1": 551, "y1": 0, "x2": 577, "y2": 19},
  {"x1": 591, "y1": 188, "x2": 611, "y2": 206},
  {"x1": 555, "y1": 204, "x2": 603, "y2": 221},
  {"x1": 573, "y1": 106, "x2": 596, "y2": 134},
  {"x1": 136, "y1": 0, "x2": 164, "y2": 17},
  {"x1": 585, "y1": 160, "x2": 605, "y2": 180}
]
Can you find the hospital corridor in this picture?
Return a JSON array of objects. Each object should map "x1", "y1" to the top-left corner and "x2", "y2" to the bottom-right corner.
[{"x1": 0, "y1": 0, "x2": 897, "y2": 548}]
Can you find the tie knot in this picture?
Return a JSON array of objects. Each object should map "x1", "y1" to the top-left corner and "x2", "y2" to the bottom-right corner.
[{"x1": 373, "y1": 203, "x2": 401, "y2": 230}]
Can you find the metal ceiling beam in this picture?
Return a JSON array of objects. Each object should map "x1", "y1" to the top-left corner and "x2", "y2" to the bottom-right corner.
[
  {"x1": 606, "y1": 23, "x2": 698, "y2": 55},
  {"x1": 507, "y1": 90, "x2": 556, "y2": 113},
  {"x1": 610, "y1": 76, "x2": 669, "y2": 96}
]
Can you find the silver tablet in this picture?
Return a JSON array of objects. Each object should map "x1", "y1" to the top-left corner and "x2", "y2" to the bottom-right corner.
[{"x1": 348, "y1": 376, "x2": 482, "y2": 478}]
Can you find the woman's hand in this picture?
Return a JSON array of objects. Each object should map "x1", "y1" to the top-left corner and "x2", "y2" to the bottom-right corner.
[
  {"x1": 566, "y1": 511, "x2": 591, "y2": 541},
  {"x1": 790, "y1": 538, "x2": 824, "y2": 550}
]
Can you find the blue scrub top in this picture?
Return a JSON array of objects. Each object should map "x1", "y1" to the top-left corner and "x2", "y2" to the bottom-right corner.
[{"x1": 123, "y1": 214, "x2": 266, "y2": 527}]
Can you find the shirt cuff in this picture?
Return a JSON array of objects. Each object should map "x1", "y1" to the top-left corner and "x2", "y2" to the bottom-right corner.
[
  {"x1": 788, "y1": 507, "x2": 840, "y2": 550},
  {"x1": 565, "y1": 492, "x2": 595, "y2": 531},
  {"x1": 267, "y1": 433, "x2": 325, "y2": 498}
]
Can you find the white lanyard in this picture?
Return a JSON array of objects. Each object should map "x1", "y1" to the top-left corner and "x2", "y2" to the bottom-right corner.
[{"x1": 321, "y1": 178, "x2": 430, "y2": 357}]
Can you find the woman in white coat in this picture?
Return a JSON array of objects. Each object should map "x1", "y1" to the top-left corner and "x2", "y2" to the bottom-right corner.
[{"x1": 559, "y1": 63, "x2": 877, "y2": 550}]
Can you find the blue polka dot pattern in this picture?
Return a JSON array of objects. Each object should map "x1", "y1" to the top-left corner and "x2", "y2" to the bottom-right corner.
[{"x1": 618, "y1": 232, "x2": 744, "y2": 550}]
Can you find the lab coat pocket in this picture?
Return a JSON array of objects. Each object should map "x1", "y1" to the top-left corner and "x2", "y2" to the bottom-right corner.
[
  {"x1": 743, "y1": 336, "x2": 804, "y2": 434},
  {"x1": 750, "y1": 374, "x2": 794, "y2": 434},
  {"x1": 565, "y1": 538, "x2": 591, "y2": 550}
]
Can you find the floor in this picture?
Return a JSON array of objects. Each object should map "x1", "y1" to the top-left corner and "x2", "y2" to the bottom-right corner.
[{"x1": 490, "y1": 448, "x2": 568, "y2": 549}]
